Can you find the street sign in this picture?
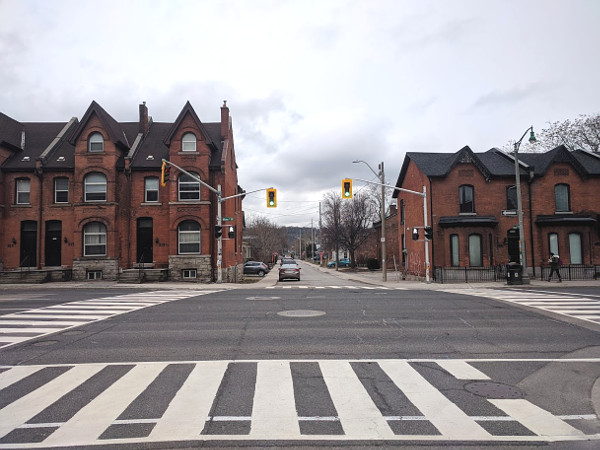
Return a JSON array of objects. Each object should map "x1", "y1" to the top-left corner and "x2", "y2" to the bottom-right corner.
[
  {"x1": 222, "y1": 217, "x2": 234, "y2": 221},
  {"x1": 502, "y1": 210, "x2": 517, "y2": 216}
]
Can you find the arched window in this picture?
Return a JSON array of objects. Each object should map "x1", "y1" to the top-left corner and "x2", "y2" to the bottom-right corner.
[
  {"x1": 555, "y1": 184, "x2": 570, "y2": 212},
  {"x1": 84, "y1": 172, "x2": 107, "y2": 202},
  {"x1": 569, "y1": 233, "x2": 583, "y2": 264},
  {"x1": 182, "y1": 132, "x2": 197, "y2": 152},
  {"x1": 459, "y1": 185, "x2": 474, "y2": 213},
  {"x1": 88, "y1": 132, "x2": 104, "y2": 152},
  {"x1": 83, "y1": 222, "x2": 107, "y2": 256},
  {"x1": 178, "y1": 172, "x2": 201, "y2": 201},
  {"x1": 468, "y1": 234, "x2": 482, "y2": 266},
  {"x1": 178, "y1": 220, "x2": 201, "y2": 254}
]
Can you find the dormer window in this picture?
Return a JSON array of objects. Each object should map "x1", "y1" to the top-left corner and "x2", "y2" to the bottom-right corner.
[
  {"x1": 88, "y1": 132, "x2": 104, "y2": 152},
  {"x1": 182, "y1": 133, "x2": 197, "y2": 152}
]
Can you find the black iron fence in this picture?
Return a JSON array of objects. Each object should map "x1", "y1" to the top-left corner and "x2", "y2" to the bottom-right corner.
[
  {"x1": 540, "y1": 264, "x2": 600, "y2": 281},
  {"x1": 434, "y1": 266, "x2": 507, "y2": 283},
  {"x1": 435, "y1": 264, "x2": 600, "y2": 283}
]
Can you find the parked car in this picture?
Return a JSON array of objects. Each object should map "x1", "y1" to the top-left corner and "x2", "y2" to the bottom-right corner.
[
  {"x1": 327, "y1": 258, "x2": 351, "y2": 268},
  {"x1": 243, "y1": 261, "x2": 269, "y2": 276},
  {"x1": 279, "y1": 263, "x2": 301, "y2": 281}
]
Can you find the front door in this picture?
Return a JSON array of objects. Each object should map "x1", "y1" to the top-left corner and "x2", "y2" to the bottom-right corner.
[
  {"x1": 507, "y1": 228, "x2": 520, "y2": 263},
  {"x1": 20, "y1": 221, "x2": 37, "y2": 267},
  {"x1": 136, "y1": 218, "x2": 153, "y2": 264},
  {"x1": 45, "y1": 220, "x2": 62, "y2": 267}
]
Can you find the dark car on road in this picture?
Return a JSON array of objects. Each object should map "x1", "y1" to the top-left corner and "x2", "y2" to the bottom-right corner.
[
  {"x1": 278, "y1": 263, "x2": 301, "y2": 281},
  {"x1": 243, "y1": 261, "x2": 269, "y2": 277}
]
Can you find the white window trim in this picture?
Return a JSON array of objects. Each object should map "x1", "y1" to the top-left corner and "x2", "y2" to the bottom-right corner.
[
  {"x1": 182, "y1": 132, "x2": 197, "y2": 152},
  {"x1": 54, "y1": 178, "x2": 69, "y2": 203},
  {"x1": 145, "y1": 177, "x2": 159, "y2": 202},
  {"x1": 83, "y1": 223, "x2": 107, "y2": 257},
  {"x1": 16, "y1": 178, "x2": 31, "y2": 205},
  {"x1": 178, "y1": 173, "x2": 201, "y2": 201},
  {"x1": 84, "y1": 173, "x2": 107, "y2": 202},
  {"x1": 88, "y1": 132, "x2": 104, "y2": 153}
]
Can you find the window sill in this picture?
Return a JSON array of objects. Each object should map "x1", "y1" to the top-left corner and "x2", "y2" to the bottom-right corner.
[
  {"x1": 555, "y1": 211, "x2": 573, "y2": 215},
  {"x1": 169, "y1": 201, "x2": 210, "y2": 205},
  {"x1": 178, "y1": 152, "x2": 198, "y2": 156},
  {"x1": 141, "y1": 202, "x2": 162, "y2": 206},
  {"x1": 458, "y1": 212, "x2": 476, "y2": 216},
  {"x1": 12, "y1": 204, "x2": 32, "y2": 208}
]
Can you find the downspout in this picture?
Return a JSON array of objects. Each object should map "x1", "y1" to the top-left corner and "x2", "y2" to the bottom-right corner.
[{"x1": 528, "y1": 171, "x2": 536, "y2": 278}]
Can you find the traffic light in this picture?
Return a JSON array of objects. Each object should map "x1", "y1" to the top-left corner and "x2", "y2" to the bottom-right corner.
[
  {"x1": 228, "y1": 226, "x2": 235, "y2": 239},
  {"x1": 215, "y1": 226, "x2": 223, "y2": 238},
  {"x1": 267, "y1": 188, "x2": 277, "y2": 207},
  {"x1": 342, "y1": 178, "x2": 353, "y2": 199},
  {"x1": 424, "y1": 226, "x2": 433, "y2": 240},
  {"x1": 161, "y1": 161, "x2": 171, "y2": 186},
  {"x1": 412, "y1": 227, "x2": 419, "y2": 240}
]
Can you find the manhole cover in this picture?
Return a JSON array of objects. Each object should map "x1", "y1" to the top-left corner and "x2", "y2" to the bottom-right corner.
[
  {"x1": 31, "y1": 340, "x2": 58, "y2": 347},
  {"x1": 277, "y1": 310, "x2": 326, "y2": 318},
  {"x1": 464, "y1": 381, "x2": 524, "y2": 399},
  {"x1": 247, "y1": 296, "x2": 281, "y2": 301}
]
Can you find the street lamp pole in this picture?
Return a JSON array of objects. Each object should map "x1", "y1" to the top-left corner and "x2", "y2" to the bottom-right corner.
[
  {"x1": 353, "y1": 160, "x2": 386, "y2": 282},
  {"x1": 513, "y1": 126, "x2": 536, "y2": 283}
]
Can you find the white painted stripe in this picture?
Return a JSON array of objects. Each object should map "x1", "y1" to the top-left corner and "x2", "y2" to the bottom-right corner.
[
  {"x1": 436, "y1": 360, "x2": 490, "y2": 380},
  {"x1": 11, "y1": 314, "x2": 107, "y2": 320},
  {"x1": 150, "y1": 361, "x2": 228, "y2": 440},
  {"x1": 0, "y1": 365, "x2": 103, "y2": 439},
  {"x1": 490, "y1": 399, "x2": 584, "y2": 437},
  {"x1": 0, "y1": 328, "x2": 63, "y2": 334},
  {"x1": 379, "y1": 360, "x2": 491, "y2": 439},
  {"x1": 20, "y1": 310, "x2": 115, "y2": 316},
  {"x1": 251, "y1": 361, "x2": 300, "y2": 437},
  {"x1": 0, "y1": 320, "x2": 85, "y2": 326},
  {"x1": 320, "y1": 360, "x2": 393, "y2": 438},
  {"x1": 0, "y1": 365, "x2": 43, "y2": 390},
  {"x1": 44, "y1": 363, "x2": 167, "y2": 446},
  {"x1": 0, "y1": 336, "x2": 36, "y2": 343}
]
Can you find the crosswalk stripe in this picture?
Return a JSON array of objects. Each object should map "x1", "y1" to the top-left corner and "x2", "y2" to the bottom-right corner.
[
  {"x1": 379, "y1": 360, "x2": 491, "y2": 439},
  {"x1": 319, "y1": 361, "x2": 394, "y2": 439},
  {"x1": 43, "y1": 363, "x2": 167, "y2": 446},
  {"x1": 251, "y1": 361, "x2": 300, "y2": 437},
  {"x1": 436, "y1": 360, "x2": 490, "y2": 380},
  {"x1": 150, "y1": 361, "x2": 228, "y2": 440},
  {"x1": 490, "y1": 399, "x2": 585, "y2": 437},
  {"x1": 0, "y1": 365, "x2": 44, "y2": 390},
  {"x1": 0, "y1": 365, "x2": 104, "y2": 439}
]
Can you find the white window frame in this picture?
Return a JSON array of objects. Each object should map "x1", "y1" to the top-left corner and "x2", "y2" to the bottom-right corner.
[
  {"x1": 88, "y1": 132, "x2": 104, "y2": 152},
  {"x1": 83, "y1": 222, "x2": 107, "y2": 256},
  {"x1": 459, "y1": 185, "x2": 474, "y2": 214},
  {"x1": 468, "y1": 234, "x2": 482, "y2": 267},
  {"x1": 549, "y1": 232, "x2": 559, "y2": 256},
  {"x1": 182, "y1": 269, "x2": 197, "y2": 279},
  {"x1": 84, "y1": 173, "x2": 107, "y2": 202},
  {"x1": 178, "y1": 172, "x2": 201, "y2": 201},
  {"x1": 178, "y1": 220, "x2": 201, "y2": 254},
  {"x1": 54, "y1": 177, "x2": 69, "y2": 203},
  {"x1": 182, "y1": 132, "x2": 197, "y2": 152},
  {"x1": 450, "y1": 234, "x2": 459, "y2": 267},
  {"x1": 569, "y1": 233, "x2": 583, "y2": 264},
  {"x1": 16, "y1": 178, "x2": 31, "y2": 204},
  {"x1": 86, "y1": 270, "x2": 103, "y2": 280},
  {"x1": 144, "y1": 177, "x2": 159, "y2": 202},
  {"x1": 554, "y1": 184, "x2": 570, "y2": 212}
]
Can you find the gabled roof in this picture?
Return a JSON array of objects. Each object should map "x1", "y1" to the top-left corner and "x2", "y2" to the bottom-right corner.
[
  {"x1": 0, "y1": 112, "x2": 24, "y2": 151},
  {"x1": 519, "y1": 145, "x2": 590, "y2": 179},
  {"x1": 163, "y1": 101, "x2": 217, "y2": 150},
  {"x1": 69, "y1": 101, "x2": 130, "y2": 150}
]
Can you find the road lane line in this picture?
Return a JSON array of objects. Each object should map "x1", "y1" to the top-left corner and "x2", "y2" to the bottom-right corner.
[
  {"x1": 379, "y1": 360, "x2": 491, "y2": 439},
  {"x1": 490, "y1": 399, "x2": 585, "y2": 437},
  {"x1": 251, "y1": 361, "x2": 300, "y2": 437},
  {"x1": 151, "y1": 361, "x2": 228, "y2": 440},
  {"x1": 319, "y1": 361, "x2": 394, "y2": 439}
]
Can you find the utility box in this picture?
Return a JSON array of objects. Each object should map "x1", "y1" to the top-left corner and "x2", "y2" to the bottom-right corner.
[{"x1": 507, "y1": 263, "x2": 523, "y2": 285}]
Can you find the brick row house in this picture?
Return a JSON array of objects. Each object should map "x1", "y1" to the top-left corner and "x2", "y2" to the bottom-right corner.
[
  {"x1": 0, "y1": 100, "x2": 245, "y2": 282},
  {"x1": 393, "y1": 145, "x2": 600, "y2": 281}
]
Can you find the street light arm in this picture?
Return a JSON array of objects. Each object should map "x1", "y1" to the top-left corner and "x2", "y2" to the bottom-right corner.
[
  {"x1": 353, "y1": 160, "x2": 380, "y2": 178},
  {"x1": 514, "y1": 126, "x2": 535, "y2": 150}
]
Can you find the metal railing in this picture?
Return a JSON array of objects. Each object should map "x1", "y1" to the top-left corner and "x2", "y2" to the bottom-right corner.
[
  {"x1": 435, "y1": 266, "x2": 507, "y2": 284},
  {"x1": 540, "y1": 264, "x2": 600, "y2": 281}
]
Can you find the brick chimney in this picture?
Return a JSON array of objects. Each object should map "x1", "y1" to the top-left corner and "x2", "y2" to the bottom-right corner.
[
  {"x1": 220, "y1": 100, "x2": 229, "y2": 139},
  {"x1": 139, "y1": 101, "x2": 149, "y2": 135}
]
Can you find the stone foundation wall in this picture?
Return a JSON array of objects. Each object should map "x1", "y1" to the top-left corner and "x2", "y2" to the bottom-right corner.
[
  {"x1": 72, "y1": 258, "x2": 119, "y2": 281},
  {"x1": 168, "y1": 255, "x2": 212, "y2": 282}
]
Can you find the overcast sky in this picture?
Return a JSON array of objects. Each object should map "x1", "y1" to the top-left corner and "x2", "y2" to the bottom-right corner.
[{"x1": 1, "y1": 0, "x2": 599, "y2": 227}]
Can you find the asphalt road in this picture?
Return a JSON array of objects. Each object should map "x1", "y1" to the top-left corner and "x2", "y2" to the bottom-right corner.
[{"x1": 1, "y1": 277, "x2": 599, "y2": 449}]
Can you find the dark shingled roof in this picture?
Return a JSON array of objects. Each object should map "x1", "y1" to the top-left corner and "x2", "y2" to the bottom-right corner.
[
  {"x1": 1, "y1": 101, "x2": 228, "y2": 173},
  {"x1": 393, "y1": 145, "x2": 600, "y2": 198}
]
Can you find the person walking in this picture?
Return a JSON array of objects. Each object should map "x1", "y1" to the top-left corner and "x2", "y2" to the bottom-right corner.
[{"x1": 547, "y1": 252, "x2": 562, "y2": 282}]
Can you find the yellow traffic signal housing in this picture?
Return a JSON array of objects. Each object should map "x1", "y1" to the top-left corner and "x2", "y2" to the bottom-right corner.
[
  {"x1": 266, "y1": 188, "x2": 277, "y2": 207},
  {"x1": 342, "y1": 178, "x2": 353, "y2": 199},
  {"x1": 161, "y1": 161, "x2": 171, "y2": 186}
]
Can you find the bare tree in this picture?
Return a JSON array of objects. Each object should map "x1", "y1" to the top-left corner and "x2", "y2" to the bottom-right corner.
[
  {"x1": 338, "y1": 193, "x2": 375, "y2": 268},
  {"x1": 503, "y1": 113, "x2": 600, "y2": 153},
  {"x1": 321, "y1": 191, "x2": 343, "y2": 264},
  {"x1": 245, "y1": 215, "x2": 287, "y2": 263}
]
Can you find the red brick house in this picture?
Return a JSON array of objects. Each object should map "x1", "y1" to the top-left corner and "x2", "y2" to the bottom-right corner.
[
  {"x1": 392, "y1": 145, "x2": 600, "y2": 281},
  {"x1": 0, "y1": 100, "x2": 244, "y2": 282}
]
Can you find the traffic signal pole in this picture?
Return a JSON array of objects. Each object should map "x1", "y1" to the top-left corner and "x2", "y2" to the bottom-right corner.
[
  {"x1": 356, "y1": 178, "x2": 430, "y2": 283},
  {"x1": 161, "y1": 159, "x2": 270, "y2": 283}
]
